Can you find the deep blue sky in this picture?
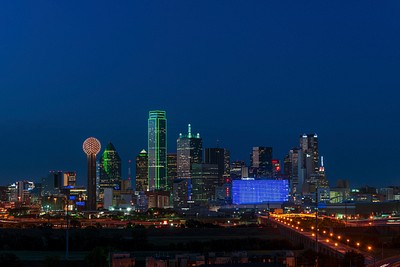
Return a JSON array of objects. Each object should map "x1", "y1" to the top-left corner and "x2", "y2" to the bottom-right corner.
[{"x1": 0, "y1": 1, "x2": 399, "y2": 188}]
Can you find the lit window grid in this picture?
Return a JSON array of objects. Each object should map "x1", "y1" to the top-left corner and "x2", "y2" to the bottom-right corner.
[{"x1": 232, "y1": 179, "x2": 289, "y2": 204}]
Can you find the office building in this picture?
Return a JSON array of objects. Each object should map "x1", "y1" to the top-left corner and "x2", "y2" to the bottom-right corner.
[
  {"x1": 83, "y1": 137, "x2": 101, "y2": 210},
  {"x1": 135, "y1": 149, "x2": 148, "y2": 192},
  {"x1": 99, "y1": 142, "x2": 122, "y2": 201},
  {"x1": 177, "y1": 124, "x2": 202, "y2": 179},
  {"x1": 230, "y1": 161, "x2": 247, "y2": 179},
  {"x1": 191, "y1": 163, "x2": 219, "y2": 205},
  {"x1": 284, "y1": 148, "x2": 300, "y2": 197},
  {"x1": 299, "y1": 133, "x2": 319, "y2": 181},
  {"x1": 148, "y1": 110, "x2": 167, "y2": 191},
  {"x1": 16, "y1": 180, "x2": 35, "y2": 203},
  {"x1": 299, "y1": 134, "x2": 329, "y2": 197},
  {"x1": 63, "y1": 171, "x2": 76, "y2": 187},
  {"x1": 42, "y1": 170, "x2": 63, "y2": 196},
  {"x1": 146, "y1": 190, "x2": 170, "y2": 208},
  {"x1": 173, "y1": 178, "x2": 190, "y2": 209},
  {"x1": 250, "y1": 147, "x2": 273, "y2": 178},
  {"x1": 167, "y1": 153, "x2": 177, "y2": 191},
  {"x1": 205, "y1": 148, "x2": 230, "y2": 186},
  {"x1": 272, "y1": 159, "x2": 281, "y2": 177},
  {"x1": 0, "y1": 186, "x2": 7, "y2": 201}
]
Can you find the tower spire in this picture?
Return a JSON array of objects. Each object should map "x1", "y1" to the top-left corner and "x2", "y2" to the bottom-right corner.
[{"x1": 188, "y1": 124, "x2": 192, "y2": 138}]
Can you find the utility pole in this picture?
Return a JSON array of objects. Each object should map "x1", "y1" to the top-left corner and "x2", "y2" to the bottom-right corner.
[{"x1": 315, "y1": 189, "x2": 319, "y2": 267}]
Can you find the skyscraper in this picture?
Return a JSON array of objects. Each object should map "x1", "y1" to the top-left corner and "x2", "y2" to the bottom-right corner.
[
  {"x1": 299, "y1": 133, "x2": 319, "y2": 181},
  {"x1": 167, "y1": 153, "x2": 177, "y2": 190},
  {"x1": 177, "y1": 124, "x2": 202, "y2": 179},
  {"x1": 42, "y1": 170, "x2": 63, "y2": 195},
  {"x1": 148, "y1": 110, "x2": 167, "y2": 191},
  {"x1": 83, "y1": 137, "x2": 101, "y2": 210},
  {"x1": 299, "y1": 134, "x2": 329, "y2": 199},
  {"x1": 230, "y1": 161, "x2": 247, "y2": 179},
  {"x1": 205, "y1": 148, "x2": 230, "y2": 186},
  {"x1": 135, "y1": 149, "x2": 148, "y2": 192},
  {"x1": 99, "y1": 142, "x2": 122, "y2": 200},
  {"x1": 284, "y1": 148, "x2": 300, "y2": 199},
  {"x1": 250, "y1": 146, "x2": 273, "y2": 178},
  {"x1": 191, "y1": 163, "x2": 219, "y2": 205}
]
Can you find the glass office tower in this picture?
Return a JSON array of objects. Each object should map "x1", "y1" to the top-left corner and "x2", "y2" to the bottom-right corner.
[{"x1": 148, "y1": 110, "x2": 167, "y2": 191}]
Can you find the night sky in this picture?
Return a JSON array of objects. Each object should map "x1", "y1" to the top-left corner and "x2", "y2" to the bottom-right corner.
[{"x1": 1, "y1": 1, "x2": 399, "y2": 188}]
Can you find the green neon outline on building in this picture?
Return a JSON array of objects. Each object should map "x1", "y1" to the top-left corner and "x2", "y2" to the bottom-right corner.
[{"x1": 148, "y1": 110, "x2": 167, "y2": 191}]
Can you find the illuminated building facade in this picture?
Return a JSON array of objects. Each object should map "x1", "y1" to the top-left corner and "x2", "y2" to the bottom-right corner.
[
  {"x1": 146, "y1": 190, "x2": 170, "y2": 208},
  {"x1": 173, "y1": 178, "x2": 190, "y2": 209},
  {"x1": 205, "y1": 148, "x2": 231, "y2": 202},
  {"x1": 299, "y1": 134, "x2": 329, "y2": 197},
  {"x1": 283, "y1": 148, "x2": 300, "y2": 198},
  {"x1": 0, "y1": 186, "x2": 7, "y2": 201},
  {"x1": 63, "y1": 171, "x2": 76, "y2": 187},
  {"x1": 250, "y1": 147, "x2": 273, "y2": 178},
  {"x1": 191, "y1": 163, "x2": 219, "y2": 205},
  {"x1": 299, "y1": 133, "x2": 319, "y2": 181},
  {"x1": 230, "y1": 161, "x2": 247, "y2": 179},
  {"x1": 205, "y1": 148, "x2": 230, "y2": 185},
  {"x1": 232, "y1": 179, "x2": 289, "y2": 204},
  {"x1": 167, "y1": 153, "x2": 177, "y2": 191},
  {"x1": 135, "y1": 149, "x2": 148, "y2": 192},
  {"x1": 177, "y1": 124, "x2": 202, "y2": 179},
  {"x1": 83, "y1": 137, "x2": 101, "y2": 210},
  {"x1": 99, "y1": 142, "x2": 122, "y2": 200},
  {"x1": 41, "y1": 171, "x2": 76, "y2": 196},
  {"x1": 148, "y1": 110, "x2": 167, "y2": 191},
  {"x1": 271, "y1": 159, "x2": 281, "y2": 177},
  {"x1": 42, "y1": 171, "x2": 63, "y2": 195},
  {"x1": 16, "y1": 180, "x2": 35, "y2": 203}
]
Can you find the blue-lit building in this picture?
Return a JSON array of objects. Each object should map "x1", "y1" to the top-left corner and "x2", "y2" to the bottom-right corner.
[{"x1": 232, "y1": 179, "x2": 289, "y2": 204}]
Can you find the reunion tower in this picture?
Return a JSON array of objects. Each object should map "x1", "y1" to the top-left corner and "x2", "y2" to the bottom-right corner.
[{"x1": 83, "y1": 137, "x2": 101, "y2": 210}]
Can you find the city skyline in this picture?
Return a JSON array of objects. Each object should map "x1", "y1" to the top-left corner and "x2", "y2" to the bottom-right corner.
[{"x1": 0, "y1": 1, "x2": 399, "y2": 188}]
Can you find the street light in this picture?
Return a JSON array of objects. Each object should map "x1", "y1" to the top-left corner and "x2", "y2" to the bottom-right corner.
[{"x1": 368, "y1": 246, "x2": 375, "y2": 267}]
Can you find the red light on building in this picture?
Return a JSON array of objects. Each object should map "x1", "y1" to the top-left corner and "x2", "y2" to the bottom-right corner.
[{"x1": 272, "y1": 159, "x2": 281, "y2": 174}]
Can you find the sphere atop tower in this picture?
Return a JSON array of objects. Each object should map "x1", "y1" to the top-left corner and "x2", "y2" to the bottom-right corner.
[{"x1": 83, "y1": 137, "x2": 101, "y2": 155}]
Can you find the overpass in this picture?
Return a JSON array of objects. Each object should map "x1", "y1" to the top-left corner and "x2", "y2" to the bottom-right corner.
[{"x1": 259, "y1": 214, "x2": 375, "y2": 265}]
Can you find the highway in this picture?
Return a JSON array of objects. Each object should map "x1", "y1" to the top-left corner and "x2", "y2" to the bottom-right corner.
[{"x1": 265, "y1": 214, "x2": 377, "y2": 265}]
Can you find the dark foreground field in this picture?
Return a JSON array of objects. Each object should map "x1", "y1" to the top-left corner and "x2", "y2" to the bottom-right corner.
[{"x1": 0, "y1": 226, "x2": 299, "y2": 266}]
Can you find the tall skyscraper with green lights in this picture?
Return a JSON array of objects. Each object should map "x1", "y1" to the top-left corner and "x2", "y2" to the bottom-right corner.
[
  {"x1": 99, "y1": 142, "x2": 122, "y2": 200},
  {"x1": 148, "y1": 110, "x2": 167, "y2": 191}
]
